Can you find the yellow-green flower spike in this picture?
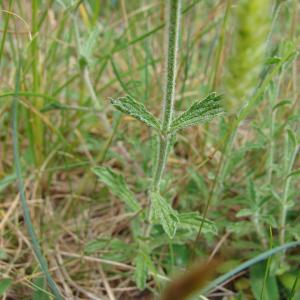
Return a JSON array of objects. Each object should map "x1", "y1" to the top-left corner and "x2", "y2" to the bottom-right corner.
[{"x1": 224, "y1": 0, "x2": 272, "y2": 114}]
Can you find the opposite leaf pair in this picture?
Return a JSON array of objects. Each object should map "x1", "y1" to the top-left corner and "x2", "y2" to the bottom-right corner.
[
  {"x1": 92, "y1": 167, "x2": 217, "y2": 239},
  {"x1": 110, "y1": 92, "x2": 224, "y2": 135}
]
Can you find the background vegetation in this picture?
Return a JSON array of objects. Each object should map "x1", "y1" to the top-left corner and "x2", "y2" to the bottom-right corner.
[{"x1": 0, "y1": 0, "x2": 299, "y2": 299}]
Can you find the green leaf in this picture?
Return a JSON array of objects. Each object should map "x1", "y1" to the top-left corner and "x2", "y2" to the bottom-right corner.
[
  {"x1": 134, "y1": 251, "x2": 149, "y2": 290},
  {"x1": 79, "y1": 26, "x2": 100, "y2": 68},
  {"x1": 84, "y1": 237, "x2": 129, "y2": 254},
  {"x1": 84, "y1": 239, "x2": 110, "y2": 254},
  {"x1": 250, "y1": 262, "x2": 279, "y2": 300},
  {"x1": 265, "y1": 56, "x2": 281, "y2": 65},
  {"x1": 56, "y1": 0, "x2": 76, "y2": 9},
  {"x1": 236, "y1": 209, "x2": 253, "y2": 218},
  {"x1": 202, "y1": 241, "x2": 300, "y2": 295},
  {"x1": 111, "y1": 95, "x2": 160, "y2": 131},
  {"x1": 287, "y1": 169, "x2": 300, "y2": 179},
  {"x1": 32, "y1": 277, "x2": 50, "y2": 300},
  {"x1": 279, "y1": 271, "x2": 300, "y2": 297},
  {"x1": 0, "y1": 248, "x2": 7, "y2": 260},
  {"x1": 170, "y1": 93, "x2": 224, "y2": 132},
  {"x1": 84, "y1": 237, "x2": 134, "y2": 262},
  {"x1": 92, "y1": 167, "x2": 141, "y2": 212},
  {"x1": 150, "y1": 191, "x2": 179, "y2": 238},
  {"x1": 177, "y1": 212, "x2": 217, "y2": 234},
  {"x1": 272, "y1": 100, "x2": 292, "y2": 111},
  {"x1": 286, "y1": 128, "x2": 297, "y2": 150},
  {"x1": 280, "y1": 40, "x2": 299, "y2": 64},
  {"x1": 0, "y1": 278, "x2": 12, "y2": 296},
  {"x1": 0, "y1": 174, "x2": 16, "y2": 192},
  {"x1": 189, "y1": 169, "x2": 209, "y2": 199},
  {"x1": 40, "y1": 101, "x2": 67, "y2": 112},
  {"x1": 247, "y1": 178, "x2": 256, "y2": 203}
]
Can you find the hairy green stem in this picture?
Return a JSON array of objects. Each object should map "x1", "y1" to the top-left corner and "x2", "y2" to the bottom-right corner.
[
  {"x1": 161, "y1": 0, "x2": 181, "y2": 133},
  {"x1": 152, "y1": 0, "x2": 181, "y2": 191},
  {"x1": 253, "y1": 211, "x2": 268, "y2": 248},
  {"x1": 279, "y1": 143, "x2": 299, "y2": 246}
]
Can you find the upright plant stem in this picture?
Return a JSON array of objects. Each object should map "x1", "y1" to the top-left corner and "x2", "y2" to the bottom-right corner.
[
  {"x1": 210, "y1": 0, "x2": 231, "y2": 90},
  {"x1": 152, "y1": 0, "x2": 181, "y2": 192},
  {"x1": 0, "y1": 0, "x2": 13, "y2": 66},
  {"x1": 31, "y1": 0, "x2": 44, "y2": 166}
]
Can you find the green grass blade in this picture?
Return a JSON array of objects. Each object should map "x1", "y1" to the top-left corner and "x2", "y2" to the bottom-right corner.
[
  {"x1": 12, "y1": 61, "x2": 63, "y2": 300},
  {"x1": 202, "y1": 241, "x2": 300, "y2": 295},
  {"x1": 0, "y1": 0, "x2": 13, "y2": 65}
]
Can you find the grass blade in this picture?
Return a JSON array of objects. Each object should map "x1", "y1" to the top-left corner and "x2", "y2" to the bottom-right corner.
[
  {"x1": 12, "y1": 61, "x2": 63, "y2": 300},
  {"x1": 202, "y1": 241, "x2": 300, "y2": 295}
]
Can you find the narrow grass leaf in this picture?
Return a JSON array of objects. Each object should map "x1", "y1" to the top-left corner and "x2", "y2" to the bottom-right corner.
[
  {"x1": 266, "y1": 56, "x2": 281, "y2": 65},
  {"x1": 177, "y1": 212, "x2": 217, "y2": 234},
  {"x1": 33, "y1": 277, "x2": 50, "y2": 300},
  {"x1": 150, "y1": 191, "x2": 179, "y2": 239},
  {"x1": 286, "y1": 128, "x2": 297, "y2": 150},
  {"x1": 0, "y1": 174, "x2": 16, "y2": 192},
  {"x1": 202, "y1": 241, "x2": 300, "y2": 294},
  {"x1": 170, "y1": 93, "x2": 224, "y2": 132},
  {"x1": 111, "y1": 95, "x2": 161, "y2": 131},
  {"x1": 287, "y1": 169, "x2": 300, "y2": 179},
  {"x1": 40, "y1": 101, "x2": 68, "y2": 112},
  {"x1": 93, "y1": 167, "x2": 141, "y2": 212},
  {"x1": 12, "y1": 60, "x2": 62, "y2": 300},
  {"x1": 272, "y1": 100, "x2": 291, "y2": 111}
]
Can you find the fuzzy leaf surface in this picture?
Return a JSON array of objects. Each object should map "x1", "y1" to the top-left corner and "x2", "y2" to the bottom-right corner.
[
  {"x1": 111, "y1": 95, "x2": 160, "y2": 131},
  {"x1": 134, "y1": 252, "x2": 148, "y2": 290},
  {"x1": 150, "y1": 191, "x2": 179, "y2": 238},
  {"x1": 93, "y1": 167, "x2": 141, "y2": 212},
  {"x1": 134, "y1": 246, "x2": 153, "y2": 290},
  {"x1": 177, "y1": 212, "x2": 218, "y2": 234},
  {"x1": 170, "y1": 93, "x2": 224, "y2": 132}
]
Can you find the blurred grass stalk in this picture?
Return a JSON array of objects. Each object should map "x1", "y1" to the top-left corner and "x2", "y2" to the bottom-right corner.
[
  {"x1": 0, "y1": 0, "x2": 13, "y2": 66},
  {"x1": 29, "y1": 0, "x2": 44, "y2": 166}
]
